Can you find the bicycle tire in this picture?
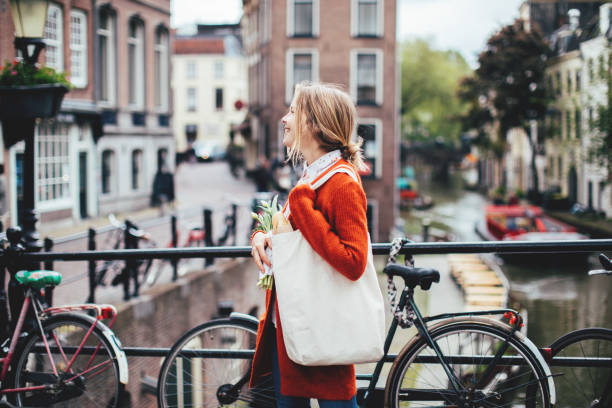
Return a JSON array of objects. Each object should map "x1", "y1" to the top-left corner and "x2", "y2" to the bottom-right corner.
[
  {"x1": 11, "y1": 313, "x2": 122, "y2": 407},
  {"x1": 157, "y1": 317, "x2": 276, "y2": 408},
  {"x1": 386, "y1": 320, "x2": 551, "y2": 408},
  {"x1": 547, "y1": 327, "x2": 612, "y2": 408}
]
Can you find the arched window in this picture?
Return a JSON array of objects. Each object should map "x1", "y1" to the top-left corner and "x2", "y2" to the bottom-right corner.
[
  {"x1": 155, "y1": 27, "x2": 169, "y2": 110},
  {"x1": 97, "y1": 7, "x2": 116, "y2": 103},
  {"x1": 101, "y1": 149, "x2": 115, "y2": 194},
  {"x1": 128, "y1": 17, "x2": 145, "y2": 107},
  {"x1": 131, "y1": 149, "x2": 143, "y2": 190}
]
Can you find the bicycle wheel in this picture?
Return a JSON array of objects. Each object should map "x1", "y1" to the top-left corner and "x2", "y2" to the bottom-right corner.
[
  {"x1": 11, "y1": 313, "x2": 122, "y2": 407},
  {"x1": 158, "y1": 317, "x2": 275, "y2": 408},
  {"x1": 386, "y1": 320, "x2": 551, "y2": 408},
  {"x1": 547, "y1": 327, "x2": 612, "y2": 408}
]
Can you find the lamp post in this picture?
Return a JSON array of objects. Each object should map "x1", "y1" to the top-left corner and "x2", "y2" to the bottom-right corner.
[{"x1": 1, "y1": 0, "x2": 67, "y2": 250}]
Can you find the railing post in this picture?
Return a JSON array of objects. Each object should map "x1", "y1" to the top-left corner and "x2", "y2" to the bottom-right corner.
[
  {"x1": 43, "y1": 237, "x2": 54, "y2": 306},
  {"x1": 231, "y1": 203, "x2": 238, "y2": 246},
  {"x1": 204, "y1": 208, "x2": 213, "y2": 267},
  {"x1": 5, "y1": 227, "x2": 27, "y2": 333},
  {"x1": 87, "y1": 228, "x2": 96, "y2": 303},
  {"x1": 171, "y1": 214, "x2": 178, "y2": 281},
  {"x1": 124, "y1": 220, "x2": 136, "y2": 301}
]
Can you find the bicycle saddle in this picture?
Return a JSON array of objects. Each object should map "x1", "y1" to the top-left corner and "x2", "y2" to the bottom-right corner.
[
  {"x1": 383, "y1": 264, "x2": 440, "y2": 290},
  {"x1": 15, "y1": 270, "x2": 62, "y2": 289}
]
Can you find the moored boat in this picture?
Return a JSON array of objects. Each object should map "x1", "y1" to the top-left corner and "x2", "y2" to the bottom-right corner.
[{"x1": 474, "y1": 204, "x2": 590, "y2": 263}]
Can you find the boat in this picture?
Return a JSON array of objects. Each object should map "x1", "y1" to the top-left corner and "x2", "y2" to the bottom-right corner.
[{"x1": 474, "y1": 204, "x2": 589, "y2": 263}]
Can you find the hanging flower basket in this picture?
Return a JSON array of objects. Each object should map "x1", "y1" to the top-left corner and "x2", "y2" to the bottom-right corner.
[{"x1": 0, "y1": 83, "x2": 68, "y2": 120}]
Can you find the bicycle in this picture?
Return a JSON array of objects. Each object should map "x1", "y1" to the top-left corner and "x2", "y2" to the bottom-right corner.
[
  {"x1": 535, "y1": 253, "x2": 612, "y2": 408},
  {"x1": 145, "y1": 222, "x2": 205, "y2": 286},
  {"x1": 156, "y1": 238, "x2": 555, "y2": 407},
  {"x1": 0, "y1": 268, "x2": 128, "y2": 407},
  {"x1": 94, "y1": 214, "x2": 158, "y2": 299}
]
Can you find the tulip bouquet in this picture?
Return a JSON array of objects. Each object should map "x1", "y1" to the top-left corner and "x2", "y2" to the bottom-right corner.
[{"x1": 251, "y1": 196, "x2": 292, "y2": 290}]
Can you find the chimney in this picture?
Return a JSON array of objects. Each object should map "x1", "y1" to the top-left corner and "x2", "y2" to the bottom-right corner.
[
  {"x1": 568, "y1": 9, "x2": 580, "y2": 31},
  {"x1": 600, "y1": 3, "x2": 612, "y2": 36}
]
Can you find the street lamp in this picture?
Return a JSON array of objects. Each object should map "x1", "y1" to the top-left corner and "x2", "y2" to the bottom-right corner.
[
  {"x1": 0, "y1": 0, "x2": 67, "y2": 250},
  {"x1": 9, "y1": 0, "x2": 49, "y2": 64}
]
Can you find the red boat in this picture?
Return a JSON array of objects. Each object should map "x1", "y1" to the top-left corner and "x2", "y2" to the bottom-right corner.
[
  {"x1": 482, "y1": 205, "x2": 586, "y2": 240},
  {"x1": 475, "y1": 204, "x2": 589, "y2": 263}
]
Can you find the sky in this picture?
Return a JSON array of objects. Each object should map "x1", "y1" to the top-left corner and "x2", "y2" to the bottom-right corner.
[{"x1": 171, "y1": 0, "x2": 525, "y2": 68}]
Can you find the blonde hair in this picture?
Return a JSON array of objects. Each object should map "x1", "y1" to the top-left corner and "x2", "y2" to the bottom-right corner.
[{"x1": 288, "y1": 82, "x2": 366, "y2": 171}]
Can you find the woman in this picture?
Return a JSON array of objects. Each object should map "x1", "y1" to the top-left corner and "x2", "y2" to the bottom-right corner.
[{"x1": 250, "y1": 82, "x2": 370, "y2": 407}]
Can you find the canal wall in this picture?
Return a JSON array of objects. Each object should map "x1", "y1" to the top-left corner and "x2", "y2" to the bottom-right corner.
[{"x1": 110, "y1": 258, "x2": 264, "y2": 407}]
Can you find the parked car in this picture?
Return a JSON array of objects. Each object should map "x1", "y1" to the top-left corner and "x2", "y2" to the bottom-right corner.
[{"x1": 192, "y1": 141, "x2": 226, "y2": 162}]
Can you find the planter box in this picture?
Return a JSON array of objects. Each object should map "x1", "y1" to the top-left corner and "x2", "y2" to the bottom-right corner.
[
  {"x1": 0, "y1": 84, "x2": 69, "y2": 148},
  {"x1": 0, "y1": 83, "x2": 68, "y2": 120}
]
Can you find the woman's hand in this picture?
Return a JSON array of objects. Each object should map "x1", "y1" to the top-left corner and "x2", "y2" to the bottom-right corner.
[{"x1": 251, "y1": 231, "x2": 272, "y2": 274}]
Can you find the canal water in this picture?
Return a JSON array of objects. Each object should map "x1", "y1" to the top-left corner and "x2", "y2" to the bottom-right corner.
[{"x1": 405, "y1": 170, "x2": 612, "y2": 347}]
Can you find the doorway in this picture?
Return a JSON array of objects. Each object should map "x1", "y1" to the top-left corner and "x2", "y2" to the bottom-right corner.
[{"x1": 79, "y1": 152, "x2": 88, "y2": 218}]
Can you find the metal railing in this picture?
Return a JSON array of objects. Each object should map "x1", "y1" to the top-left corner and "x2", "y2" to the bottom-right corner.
[{"x1": 4, "y1": 236, "x2": 612, "y2": 395}]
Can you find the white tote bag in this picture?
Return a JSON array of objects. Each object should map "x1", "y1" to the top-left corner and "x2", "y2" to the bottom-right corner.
[{"x1": 271, "y1": 165, "x2": 386, "y2": 366}]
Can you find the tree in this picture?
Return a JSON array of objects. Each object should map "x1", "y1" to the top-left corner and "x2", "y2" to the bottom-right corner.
[
  {"x1": 400, "y1": 39, "x2": 472, "y2": 144},
  {"x1": 587, "y1": 47, "x2": 612, "y2": 176},
  {"x1": 458, "y1": 20, "x2": 550, "y2": 195}
]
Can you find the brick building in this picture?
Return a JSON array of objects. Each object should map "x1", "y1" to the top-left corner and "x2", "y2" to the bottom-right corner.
[
  {"x1": 0, "y1": 0, "x2": 173, "y2": 229},
  {"x1": 172, "y1": 24, "x2": 248, "y2": 160},
  {"x1": 240, "y1": 0, "x2": 399, "y2": 241}
]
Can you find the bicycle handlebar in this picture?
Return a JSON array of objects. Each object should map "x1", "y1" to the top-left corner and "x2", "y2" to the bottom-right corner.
[{"x1": 588, "y1": 253, "x2": 612, "y2": 276}]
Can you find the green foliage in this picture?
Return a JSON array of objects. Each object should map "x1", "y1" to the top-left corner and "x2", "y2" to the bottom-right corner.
[
  {"x1": 251, "y1": 195, "x2": 280, "y2": 233},
  {"x1": 0, "y1": 59, "x2": 72, "y2": 88},
  {"x1": 458, "y1": 20, "x2": 550, "y2": 138},
  {"x1": 400, "y1": 38, "x2": 472, "y2": 143},
  {"x1": 587, "y1": 56, "x2": 612, "y2": 174}
]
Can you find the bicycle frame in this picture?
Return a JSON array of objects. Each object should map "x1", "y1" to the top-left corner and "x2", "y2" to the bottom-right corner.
[
  {"x1": 0, "y1": 288, "x2": 128, "y2": 395},
  {"x1": 358, "y1": 284, "x2": 556, "y2": 406}
]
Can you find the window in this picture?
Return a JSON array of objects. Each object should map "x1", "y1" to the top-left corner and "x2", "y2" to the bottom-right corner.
[
  {"x1": 37, "y1": 121, "x2": 70, "y2": 203},
  {"x1": 186, "y1": 60, "x2": 197, "y2": 80},
  {"x1": 575, "y1": 69, "x2": 581, "y2": 92},
  {"x1": 599, "y1": 54, "x2": 607, "y2": 80},
  {"x1": 350, "y1": 50, "x2": 383, "y2": 105},
  {"x1": 154, "y1": 28, "x2": 169, "y2": 110},
  {"x1": 131, "y1": 149, "x2": 143, "y2": 190},
  {"x1": 588, "y1": 58, "x2": 594, "y2": 83},
  {"x1": 555, "y1": 71, "x2": 561, "y2": 95},
  {"x1": 70, "y1": 10, "x2": 87, "y2": 88},
  {"x1": 187, "y1": 88, "x2": 197, "y2": 112},
  {"x1": 352, "y1": 0, "x2": 383, "y2": 37},
  {"x1": 128, "y1": 18, "x2": 145, "y2": 107},
  {"x1": 285, "y1": 49, "x2": 319, "y2": 103},
  {"x1": 547, "y1": 74, "x2": 554, "y2": 97},
  {"x1": 214, "y1": 61, "x2": 224, "y2": 80},
  {"x1": 575, "y1": 108, "x2": 581, "y2": 139},
  {"x1": 215, "y1": 88, "x2": 224, "y2": 110},
  {"x1": 101, "y1": 150, "x2": 115, "y2": 195},
  {"x1": 567, "y1": 70, "x2": 572, "y2": 93},
  {"x1": 44, "y1": 3, "x2": 63, "y2": 71},
  {"x1": 558, "y1": 156, "x2": 563, "y2": 179},
  {"x1": 357, "y1": 120, "x2": 382, "y2": 179},
  {"x1": 287, "y1": 0, "x2": 318, "y2": 37},
  {"x1": 565, "y1": 110, "x2": 571, "y2": 139},
  {"x1": 98, "y1": 8, "x2": 115, "y2": 103}
]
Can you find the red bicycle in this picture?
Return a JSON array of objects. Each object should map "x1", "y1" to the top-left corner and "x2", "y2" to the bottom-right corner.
[{"x1": 0, "y1": 270, "x2": 128, "y2": 407}]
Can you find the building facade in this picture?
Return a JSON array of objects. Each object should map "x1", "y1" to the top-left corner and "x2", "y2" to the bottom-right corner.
[
  {"x1": 579, "y1": 3, "x2": 611, "y2": 215},
  {"x1": 241, "y1": 0, "x2": 399, "y2": 241},
  {"x1": 172, "y1": 25, "x2": 248, "y2": 157},
  {"x1": 0, "y1": 0, "x2": 173, "y2": 229}
]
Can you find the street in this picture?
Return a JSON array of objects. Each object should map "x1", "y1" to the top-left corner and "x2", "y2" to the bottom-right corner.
[{"x1": 48, "y1": 160, "x2": 257, "y2": 306}]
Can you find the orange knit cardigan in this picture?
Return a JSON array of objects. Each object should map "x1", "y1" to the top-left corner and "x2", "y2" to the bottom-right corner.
[{"x1": 249, "y1": 160, "x2": 370, "y2": 400}]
